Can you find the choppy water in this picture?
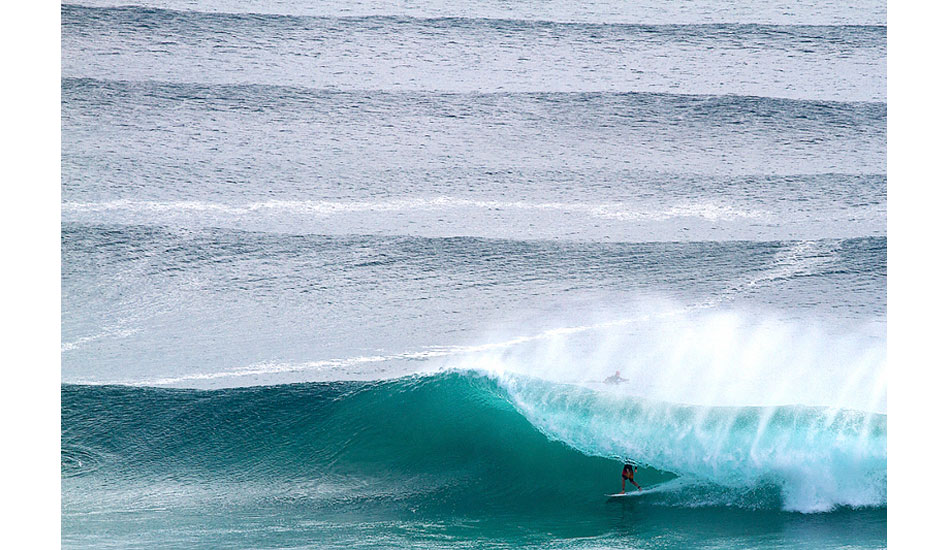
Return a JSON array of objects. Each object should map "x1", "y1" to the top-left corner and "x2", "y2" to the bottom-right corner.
[{"x1": 62, "y1": 1, "x2": 886, "y2": 548}]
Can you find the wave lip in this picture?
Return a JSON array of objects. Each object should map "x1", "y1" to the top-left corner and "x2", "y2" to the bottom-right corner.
[{"x1": 500, "y1": 374, "x2": 886, "y2": 512}]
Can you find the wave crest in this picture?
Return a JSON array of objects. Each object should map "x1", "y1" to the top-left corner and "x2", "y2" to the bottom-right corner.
[{"x1": 500, "y1": 373, "x2": 885, "y2": 512}]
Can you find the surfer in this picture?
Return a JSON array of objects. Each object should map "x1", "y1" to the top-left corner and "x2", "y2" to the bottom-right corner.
[
  {"x1": 604, "y1": 370, "x2": 628, "y2": 385},
  {"x1": 621, "y1": 463, "x2": 642, "y2": 492}
]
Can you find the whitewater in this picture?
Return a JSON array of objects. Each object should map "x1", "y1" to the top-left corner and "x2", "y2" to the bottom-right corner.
[{"x1": 62, "y1": 0, "x2": 886, "y2": 548}]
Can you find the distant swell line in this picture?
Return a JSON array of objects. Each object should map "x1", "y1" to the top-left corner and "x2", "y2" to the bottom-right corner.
[
  {"x1": 63, "y1": 76, "x2": 890, "y2": 108},
  {"x1": 62, "y1": 4, "x2": 887, "y2": 33},
  {"x1": 61, "y1": 198, "x2": 768, "y2": 222}
]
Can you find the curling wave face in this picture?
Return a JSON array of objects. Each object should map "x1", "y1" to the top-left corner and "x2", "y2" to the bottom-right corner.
[
  {"x1": 499, "y1": 374, "x2": 885, "y2": 512},
  {"x1": 63, "y1": 370, "x2": 885, "y2": 515}
]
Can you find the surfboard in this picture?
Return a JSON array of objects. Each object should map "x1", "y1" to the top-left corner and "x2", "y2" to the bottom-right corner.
[{"x1": 605, "y1": 481, "x2": 674, "y2": 498}]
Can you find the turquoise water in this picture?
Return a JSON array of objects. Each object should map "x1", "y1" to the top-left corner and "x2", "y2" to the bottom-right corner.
[
  {"x1": 62, "y1": 0, "x2": 886, "y2": 547},
  {"x1": 62, "y1": 372, "x2": 885, "y2": 549}
]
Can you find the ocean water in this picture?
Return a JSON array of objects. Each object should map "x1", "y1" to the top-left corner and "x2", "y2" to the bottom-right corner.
[{"x1": 61, "y1": 1, "x2": 886, "y2": 548}]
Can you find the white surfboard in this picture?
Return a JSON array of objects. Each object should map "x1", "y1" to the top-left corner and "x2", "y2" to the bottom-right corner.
[{"x1": 606, "y1": 481, "x2": 675, "y2": 498}]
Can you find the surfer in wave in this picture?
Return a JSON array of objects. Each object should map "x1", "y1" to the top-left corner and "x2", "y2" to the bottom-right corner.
[{"x1": 621, "y1": 464, "x2": 642, "y2": 492}]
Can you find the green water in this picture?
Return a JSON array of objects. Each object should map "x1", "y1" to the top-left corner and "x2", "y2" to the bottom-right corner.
[{"x1": 62, "y1": 372, "x2": 885, "y2": 549}]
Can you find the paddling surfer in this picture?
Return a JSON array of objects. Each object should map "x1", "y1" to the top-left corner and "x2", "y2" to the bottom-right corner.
[
  {"x1": 604, "y1": 370, "x2": 628, "y2": 385},
  {"x1": 621, "y1": 463, "x2": 642, "y2": 492}
]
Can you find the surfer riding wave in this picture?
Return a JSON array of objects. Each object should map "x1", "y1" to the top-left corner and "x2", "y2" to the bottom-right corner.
[{"x1": 621, "y1": 463, "x2": 642, "y2": 492}]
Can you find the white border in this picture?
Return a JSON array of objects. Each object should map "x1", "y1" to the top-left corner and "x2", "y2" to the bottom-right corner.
[
  {"x1": 1, "y1": 2, "x2": 60, "y2": 548},
  {"x1": 889, "y1": 1, "x2": 948, "y2": 547},
  {"x1": 8, "y1": 1, "x2": 943, "y2": 547}
]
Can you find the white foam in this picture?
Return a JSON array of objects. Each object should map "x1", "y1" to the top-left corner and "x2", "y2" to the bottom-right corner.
[
  {"x1": 62, "y1": 326, "x2": 142, "y2": 352},
  {"x1": 66, "y1": 239, "x2": 882, "y2": 415},
  {"x1": 61, "y1": 197, "x2": 768, "y2": 223}
]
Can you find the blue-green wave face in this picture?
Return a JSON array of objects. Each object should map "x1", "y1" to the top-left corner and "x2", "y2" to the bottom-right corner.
[
  {"x1": 498, "y1": 374, "x2": 885, "y2": 512},
  {"x1": 63, "y1": 370, "x2": 885, "y2": 544}
]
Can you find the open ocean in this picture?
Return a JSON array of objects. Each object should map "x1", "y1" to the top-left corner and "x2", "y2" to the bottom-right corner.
[{"x1": 62, "y1": 1, "x2": 886, "y2": 548}]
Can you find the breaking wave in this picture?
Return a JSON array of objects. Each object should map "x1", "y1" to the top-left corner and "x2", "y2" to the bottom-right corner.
[{"x1": 62, "y1": 370, "x2": 885, "y2": 513}]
